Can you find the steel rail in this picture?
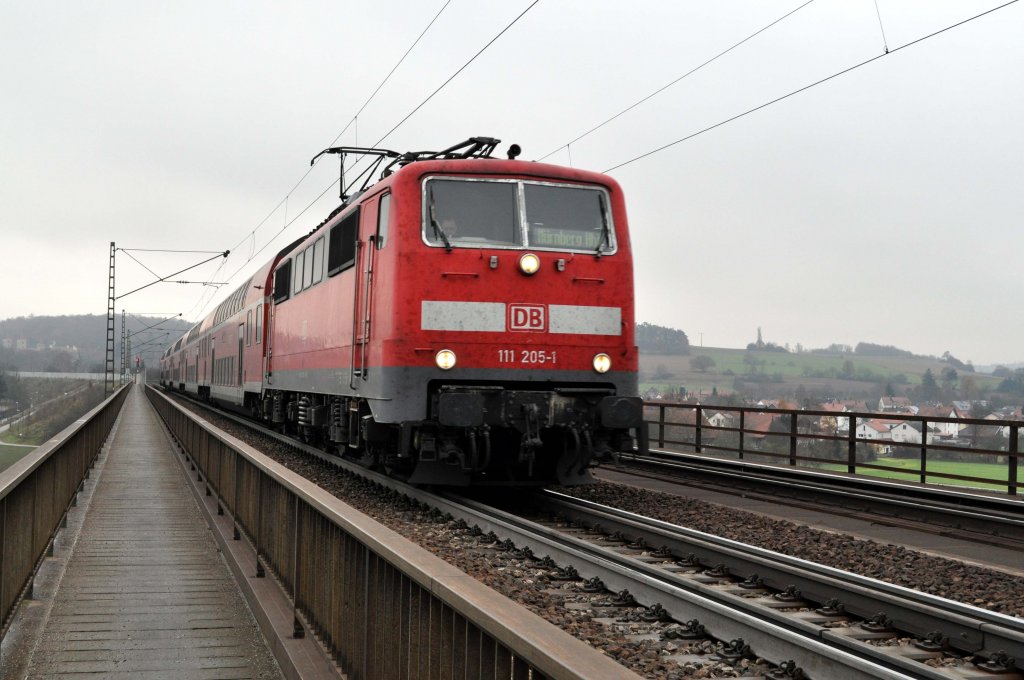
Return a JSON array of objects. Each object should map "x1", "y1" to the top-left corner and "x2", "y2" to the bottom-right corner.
[
  {"x1": 167, "y1": 393, "x2": 1020, "y2": 679},
  {"x1": 430, "y1": 490, "x2": 968, "y2": 680},
  {"x1": 531, "y1": 489, "x2": 1024, "y2": 673},
  {"x1": 619, "y1": 450, "x2": 1024, "y2": 547},
  {"x1": 151, "y1": 388, "x2": 637, "y2": 680}
]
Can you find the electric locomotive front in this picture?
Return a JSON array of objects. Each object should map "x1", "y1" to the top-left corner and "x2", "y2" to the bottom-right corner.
[
  {"x1": 374, "y1": 156, "x2": 643, "y2": 485},
  {"x1": 162, "y1": 139, "x2": 643, "y2": 487}
]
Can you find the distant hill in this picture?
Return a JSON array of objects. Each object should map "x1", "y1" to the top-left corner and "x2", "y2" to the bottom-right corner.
[
  {"x1": 641, "y1": 346, "x2": 1003, "y2": 404},
  {"x1": 0, "y1": 314, "x2": 193, "y2": 372}
]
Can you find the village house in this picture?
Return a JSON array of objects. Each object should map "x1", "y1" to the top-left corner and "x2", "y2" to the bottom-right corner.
[
  {"x1": 706, "y1": 412, "x2": 735, "y2": 429},
  {"x1": 739, "y1": 411, "x2": 787, "y2": 450},
  {"x1": 817, "y1": 401, "x2": 850, "y2": 433},
  {"x1": 888, "y1": 421, "x2": 940, "y2": 445},
  {"x1": 916, "y1": 405, "x2": 959, "y2": 439},
  {"x1": 856, "y1": 419, "x2": 893, "y2": 440},
  {"x1": 878, "y1": 396, "x2": 914, "y2": 413}
]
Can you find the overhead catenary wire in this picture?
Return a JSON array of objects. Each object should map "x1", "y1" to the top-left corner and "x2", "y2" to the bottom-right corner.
[
  {"x1": 333, "y1": 0, "x2": 543, "y2": 199},
  {"x1": 127, "y1": 313, "x2": 182, "y2": 338},
  {"x1": 215, "y1": 177, "x2": 339, "y2": 287},
  {"x1": 118, "y1": 248, "x2": 227, "y2": 254},
  {"x1": 209, "y1": 0, "x2": 542, "y2": 303},
  {"x1": 117, "y1": 251, "x2": 228, "y2": 301},
  {"x1": 368, "y1": 0, "x2": 541, "y2": 152},
  {"x1": 874, "y1": 0, "x2": 890, "y2": 54},
  {"x1": 537, "y1": 0, "x2": 816, "y2": 163},
  {"x1": 326, "y1": 0, "x2": 453, "y2": 152},
  {"x1": 120, "y1": 249, "x2": 162, "y2": 281},
  {"x1": 218, "y1": 0, "x2": 454, "y2": 272},
  {"x1": 602, "y1": 0, "x2": 1020, "y2": 174},
  {"x1": 181, "y1": 1, "x2": 457, "y2": 326}
]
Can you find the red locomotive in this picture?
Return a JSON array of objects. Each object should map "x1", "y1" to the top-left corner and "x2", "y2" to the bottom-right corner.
[{"x1": 161, "y1": 138, "x2": 643, "y2": 485}]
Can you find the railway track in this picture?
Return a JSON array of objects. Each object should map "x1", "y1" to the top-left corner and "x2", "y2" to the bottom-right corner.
[
  {"x1": 169, "y1": 392, "x2": 1023, "y2": 679},
  {"x1": 501, "y1": 489, "x2": 1024, "y2": 679},
  {"x1": 615, "y1": 450, "x2": 1024, "y2": 550}
]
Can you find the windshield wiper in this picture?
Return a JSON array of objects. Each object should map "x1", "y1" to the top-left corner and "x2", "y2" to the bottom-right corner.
[
  {"x1": 595, "y1": 195, "x2": 610, "y2": 257},
  {"x1": 428, "y1": 186, "x2": 452, "y2": 252}
]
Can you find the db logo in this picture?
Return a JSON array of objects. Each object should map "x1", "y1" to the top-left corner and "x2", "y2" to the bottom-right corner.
[{"x1": 508, "y1": 304, "x2": 547, "y2": 332}]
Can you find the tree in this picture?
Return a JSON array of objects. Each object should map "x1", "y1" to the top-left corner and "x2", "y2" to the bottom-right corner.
[
  {"x1": 940, "y1": 367, "x2": 958, "y2": 392},
  {"x1": 636, "y1": 322, "x2": 690, "y2": 355},
  {"x1": 941, "y1": 351, "x2": 967, "y2": 370},
  {"x1": 919, "y1": 368, "x2": 940, "y2": 402},
  {"x1": 690, "y1": 355, "x2": 715, "y2": 373},
  {"x1": 651, "y1": 364, "x2": 672, "y2": 381},
  {"x1": 997, "y1": 369, "x2": 1024, "y2": 395},
  {"x1": 960, "y1": 375, "x2": 977, "y2": 400}
]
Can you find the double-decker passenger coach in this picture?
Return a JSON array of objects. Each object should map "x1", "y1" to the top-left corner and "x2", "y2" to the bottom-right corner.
[{"x1": 162, "y1": 138, "x2": 643, "y2": 486}]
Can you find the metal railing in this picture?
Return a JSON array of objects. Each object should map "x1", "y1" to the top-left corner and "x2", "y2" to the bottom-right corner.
[
  {"x1": 145, "y1": 386, "x2": 634, "y2": 680},
  {"x1": 0, "y1": 384, "x2": 129, "y2": 638},
  {"x1": 645, "y1": 402, "x2": 1021, "y2": 495}
]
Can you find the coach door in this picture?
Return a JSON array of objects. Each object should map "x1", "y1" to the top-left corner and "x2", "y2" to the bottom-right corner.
[
  {"x1": 349, "y1": 198, "x2": 382, "y2": 389},
  {"x1": 237, "y1": 323, "x2": 244, "y2": 386}
]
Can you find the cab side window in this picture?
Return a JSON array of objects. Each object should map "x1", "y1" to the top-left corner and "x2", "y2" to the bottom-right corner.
[
  {"x1": 376, "y1": 194, "x2": 390, "y2": 249},
  {"x1": 293, "y1": 250, "x2": 305, "y2": 293},
  {"x1": 328, "y1": 207, "x2": 360, "y2": 276},
  {"x1": 312, "y1": 237, "x2": 324, "y2": 282},
  {"x1": 273, "y1": 260, "x2": 292, "y2": 303}
]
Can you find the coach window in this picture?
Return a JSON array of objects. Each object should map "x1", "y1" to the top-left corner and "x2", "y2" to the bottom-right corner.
[
  {"x1": 255, "y1": 304, "x2": 262, "y2": 343},
  {"x1": 273, "y1": 260, "x2": 292, "y2": 303},
  {"x1": 376, "y1": 194, "x2": 390, "y2": 249},
  {"x1": 312, "y1": 236, "x2": 324, "y2": 283},
  {"x1": 328, "y1": 207, "x2": 360, "y2": 276},
  {"x1": 246, "y1": 310, "x2": 252, "y2": 346}
]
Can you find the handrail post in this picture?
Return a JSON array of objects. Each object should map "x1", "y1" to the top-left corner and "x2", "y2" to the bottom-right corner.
[
  {"x1": 255, "y1": 471, "x2": 265, "y2": 578},
  {"x1": 695, "y1": 405, "x2": 702, "y2": 454},
  {"x1": 1009, "y1": 426, "x2": 1019, "y2": 496},
  {"x1": 657, "y1": 405, "x2": 665, "y2": 449},
  {"x1": 920, "y1": 419, "x2": 928, "y2": 485},
  {"x1": 848, "y1": 416, "x2": 857, "y2": 474},
  {"x1": 789, "y1": 413, "x2": 797, "y2": 466},
  {"x1": 738, "y1": 411, "x2": 745, "y2": 460},
  {"x1": 2, "y1": 498, "x2": 7, "y2": 620},
  {"x1": 292, "y1": 494, "x2": 304, "y2": 638}
]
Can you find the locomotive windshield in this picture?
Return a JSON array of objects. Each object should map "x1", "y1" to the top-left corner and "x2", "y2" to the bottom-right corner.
[{"x1": 424, "y1": 178, "x2": 614, "y2": 253}]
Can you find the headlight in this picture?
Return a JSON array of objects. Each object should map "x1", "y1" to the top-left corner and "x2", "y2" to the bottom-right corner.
[
  {"x1": 593, "y1": 353, "x2": 611, "y2": 373},
  {"x1": 519, "y1": 253, "x2": 540, "y2": 275},
  {"x1": 435, "y1": 349, "x2": 457, "y2": 370}
]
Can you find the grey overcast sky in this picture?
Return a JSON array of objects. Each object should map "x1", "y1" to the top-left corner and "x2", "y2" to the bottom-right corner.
[{"x1": 1, "y1": 1, "x2": 1021, "y2": 364}]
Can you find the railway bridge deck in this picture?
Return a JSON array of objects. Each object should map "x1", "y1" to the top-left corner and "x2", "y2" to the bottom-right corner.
[
  {"x1": 1, "y1": 385, "x2": 284, "y2": 679},
  {"x1": 9, "y1": 383, "x2": 1019, "y2": 679},
  {"x1": 3, "y1": 384, "x2": 633, "y2": 680}
]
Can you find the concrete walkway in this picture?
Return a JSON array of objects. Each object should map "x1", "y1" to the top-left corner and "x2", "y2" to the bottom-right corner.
[{"x1": 12, "y1": 385, "x2": 283, "y2": 679}]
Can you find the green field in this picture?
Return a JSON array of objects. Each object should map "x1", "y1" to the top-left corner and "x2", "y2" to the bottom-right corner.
[
  {"x1": 0, "y1": 443, "x2": 34, "y2": 473},
  {"x1": 0, "y1": 380, "x2": 105, "y2": 473},
  {"x1": 641, "y1": 347, "x2": 1000, "y2": 398},
  {"x1": 818, "y1": 457, "x2": 1020, "y2": 492}
]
